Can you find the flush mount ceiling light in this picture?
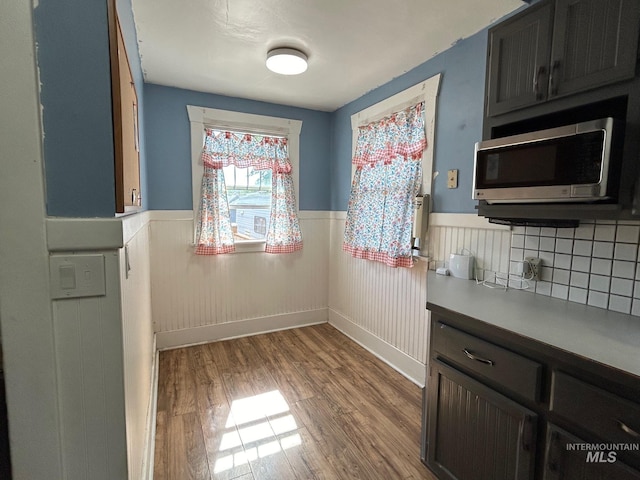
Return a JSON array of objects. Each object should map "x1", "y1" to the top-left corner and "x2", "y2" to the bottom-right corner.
[{"x1": 266, "y1": 48, "x2": 308, "y2": 75}]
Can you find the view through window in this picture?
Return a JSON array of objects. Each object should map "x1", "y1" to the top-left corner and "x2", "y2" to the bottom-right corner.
[{"x1": 220, "y1": 140, "x2": 273, "y2": 242}]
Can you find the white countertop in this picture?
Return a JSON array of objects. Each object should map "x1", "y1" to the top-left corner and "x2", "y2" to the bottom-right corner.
[{"x1": 427, "y1": 272, "x2": 640, "y2": 378}]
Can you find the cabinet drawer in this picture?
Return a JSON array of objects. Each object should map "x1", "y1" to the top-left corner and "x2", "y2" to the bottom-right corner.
[
  {"x1": 433, "y1": 322, "x2": 542, "y2": 402},
  {"x1": 551, "y1": 371, "x2": 640, "y2": 460}
]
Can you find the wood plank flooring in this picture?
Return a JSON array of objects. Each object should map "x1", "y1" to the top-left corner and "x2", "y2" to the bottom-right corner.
[{"x1": 154, "y1": 323, "x2": 437, "y2": 480}]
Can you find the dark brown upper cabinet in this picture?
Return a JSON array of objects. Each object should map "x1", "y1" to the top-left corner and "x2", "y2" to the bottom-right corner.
[
  {"x1": 108, "y1": 0, "x2": 141, "y2": 214},
  {"x1": 486, "y1": 0, "x2": 640, "y2": 117},
  {"x1": 487, "y1": 2, "x2": 554, "y2": 116}
]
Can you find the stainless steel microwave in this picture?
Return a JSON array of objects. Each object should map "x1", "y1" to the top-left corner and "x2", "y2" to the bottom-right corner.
[{"x1": 473, "y1": 118, "x2": 617, "y2": 204}]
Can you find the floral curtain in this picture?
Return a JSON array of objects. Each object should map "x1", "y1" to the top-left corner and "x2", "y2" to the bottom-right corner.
[
  {"x1": 195, "y1": 165, "x2": 235, "y2": 254},
  {"x1": 343, "y1": 102, "x2": 426, "y2": 268},
  {"x1": 195, "y1": 129, "x2": 302, "y2": 255}
]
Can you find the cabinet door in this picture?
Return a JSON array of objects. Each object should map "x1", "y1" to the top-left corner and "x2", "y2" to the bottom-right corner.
[
  {"x1": 549, "y1": 0, "x2": 640, "y2": 99},
  {"x1": 544, "y1": 424, "x2": 640, "y2": 480},
  {"x1": 486, "y1": 2, "x2": 553, "y2": 116},
  {"x1": 108, "y1": 0, "x2": 142, "y2": 213},
  {"x1": 426, "y1": 360, "x2": 537, "y2": 480}
]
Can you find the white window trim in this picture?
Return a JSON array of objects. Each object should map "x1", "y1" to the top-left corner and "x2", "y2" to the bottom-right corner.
[
  {"x1": 187, "y1": 105, "x2": 302, "y2": 253},
  {"x1": 350, "y1": 73, "x2": 441, "y2": 196}
]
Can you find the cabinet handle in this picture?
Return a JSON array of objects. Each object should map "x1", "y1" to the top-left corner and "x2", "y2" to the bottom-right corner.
[
  {"x1": 521, "y1": 415, "x2": 533, "y2": 452},
  {"x1": 549, "y1": 60, "x2": 560, "y2": 96},
  {"x1": 546, "y1": 430, "x2": 561, "y2": 477},
  {"x1": 618, "y1": 420, "x2": 640, "y2": 438},
  {"x1": 463, "y1": 348, "x2": 494, "y2": 366},
  {"x1": 533, "y1": 65, "x2": 547, "y2": 100}
]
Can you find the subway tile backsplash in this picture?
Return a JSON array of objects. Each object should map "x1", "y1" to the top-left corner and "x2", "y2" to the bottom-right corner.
[
  {"x1": 510, "y1": 220, "x2": 640, "y2": 316},
  {"x1": 429, "y1": 219, "x2": 640, "y2": 317}
]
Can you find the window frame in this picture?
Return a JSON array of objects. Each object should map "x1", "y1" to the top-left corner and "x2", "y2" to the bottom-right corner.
[
  {"x1": 350, "y1": 74, "x2": 441, "y2": 196},
  {"x1": 187, "y1": 105, "x2": 302, "y2": 253}
]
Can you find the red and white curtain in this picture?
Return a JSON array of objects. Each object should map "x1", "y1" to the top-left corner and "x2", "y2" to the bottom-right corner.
[
  {"x1": 195, "y1": 129, "x2": 302, "y2": 255},
  {"x1": 343, "y1": 102, "x2": 426, "y2": 268}
]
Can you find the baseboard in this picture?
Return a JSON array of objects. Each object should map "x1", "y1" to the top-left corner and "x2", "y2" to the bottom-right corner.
[
  {"x1": 141, "y1": 337, "x2": 159, "y2": 480},
  {"x1": 328, "y1": 309, "x2": 426, "y2": 387},
  {"x1": 156, "y1": 309, "x2": 329, "y2": 350}
]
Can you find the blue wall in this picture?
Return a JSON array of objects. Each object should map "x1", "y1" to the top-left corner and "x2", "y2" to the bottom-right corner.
[
  {"x1": 331, "y1": 28, "x2": 489, "y2": 213},
  {"x1": 34, "y1": 0, "x2": 147, "y2": 217},
  {"x1": 35, "y1": 0, "x2": 116, "y2": 217},
  {"x1": 34, "y1": 2, "x2": 524, "y2": 216},
  {"x1": 143, "y1": 25, "x2": 491, "y2": 214},
  {"x1": 143, "y1": 84, "x2": 332, "y2": 211}
]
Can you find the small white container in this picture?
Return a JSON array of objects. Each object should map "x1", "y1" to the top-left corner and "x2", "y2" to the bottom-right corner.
[{"x1": 449, "y1": 254, "x2": 474, "y2": 279}]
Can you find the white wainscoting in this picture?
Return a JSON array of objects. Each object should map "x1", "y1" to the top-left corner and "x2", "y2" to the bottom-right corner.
[
  {"x1": 47, "y1": 213, "x2": 156, "y2": 480},
  {"x1": 150, "y1": 211, "x2": 331, "y2": 349},
  {"x1": 328, "y1": 212, "x2": 430, "y2": 386},
  {"x1": 428, "y1": 213, "x2": 512, "y2": 276},
  {"x1": 51, "y1": 249, "x2": 129, "y2": 480},
  {"x1": 120, "y1": 216, "x2": 155, "y2": 480},
  {"x1": 327, "y1": 212, "x2": 513, "y2": 387},
  {"x1": 149, "y1": 210, "x2": 511, "y2": 389}
]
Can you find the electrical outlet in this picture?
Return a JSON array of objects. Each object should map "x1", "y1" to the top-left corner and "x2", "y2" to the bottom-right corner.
[
  {"x1": 447, "y1": 169, "x2": 458, "y2": 189},
  {"x1": 525, "y1": 257, "x2": 541, "y2": 281}
]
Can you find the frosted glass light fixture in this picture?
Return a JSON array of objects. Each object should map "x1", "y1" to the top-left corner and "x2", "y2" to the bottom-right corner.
[{"x1": 266, "y1": 48, "x2": 308, "y2": 75}]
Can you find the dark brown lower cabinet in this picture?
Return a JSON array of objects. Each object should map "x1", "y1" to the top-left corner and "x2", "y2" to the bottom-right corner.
[
  {"x1": 426, "y1": 360, "x2": 537, "y2": 480},
  {"x1": 544, "y1": 424, "x2": 640, "y2": 480},
  {"x1": 423, "y1": 310, "x2": 640, "y2": 480}
]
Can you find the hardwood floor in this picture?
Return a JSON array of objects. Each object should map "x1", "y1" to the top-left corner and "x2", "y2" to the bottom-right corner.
[{"x1": 154, "y1": 323, "x2": 437, "y2": 480}]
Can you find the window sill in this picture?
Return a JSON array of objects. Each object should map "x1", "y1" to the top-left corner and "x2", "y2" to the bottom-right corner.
[
  {"x1": 191, "y1": 240, "x2": 266, "y2": 253},
  {"x1": 234, "y1": 240, "x2": 266, "y2": 253}
]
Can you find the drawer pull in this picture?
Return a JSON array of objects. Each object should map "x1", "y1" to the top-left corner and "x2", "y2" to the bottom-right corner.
[
  {"x1": 463, "y1": 348, "x2": 494, "y2": 366},
  {"x1": 618, "y1": 420, "x2": 640, "y2": 438}
]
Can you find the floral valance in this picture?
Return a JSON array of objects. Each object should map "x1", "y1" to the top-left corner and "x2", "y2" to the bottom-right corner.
[
  {"x1": 200, "y1": 129, "x2": 291, "y2": 173},
  {"x1": 352, "y1": 102, "x2": 426, "y2": 167}
]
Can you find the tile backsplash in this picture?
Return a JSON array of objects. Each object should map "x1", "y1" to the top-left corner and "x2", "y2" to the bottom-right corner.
[{"x1": 509, "y1": 220, "x2": 640, "y2": 316}]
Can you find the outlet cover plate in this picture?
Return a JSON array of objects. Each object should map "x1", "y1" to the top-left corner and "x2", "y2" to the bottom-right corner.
[{"x1": 447, "y1": 169, "x2": 458, "y2": 189}]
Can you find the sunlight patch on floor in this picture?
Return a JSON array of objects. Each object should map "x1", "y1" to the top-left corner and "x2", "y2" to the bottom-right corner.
[{"x1": 214, "y1": 390, "x2": 302, "y2": 474}]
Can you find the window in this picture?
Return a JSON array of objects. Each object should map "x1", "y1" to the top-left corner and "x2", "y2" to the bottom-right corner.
[
  {"x1": 343, "y1": 103, "x2": 426, "y2": 268},
  {"x1": 221, "y1": 142, "x2": 273, "y2": 241},
  {"x1": 187, "y1": 106, "x2": 302, "y2": 254},
  {"x1": 344, "y1": 75, "x2": 441, "y2": 267},
  {"x1": 225, "y1": 164, "x2": 271, "y2": 241},
  {"x1": 253, "y1": 215, "x2": 267, "y2": 236}
]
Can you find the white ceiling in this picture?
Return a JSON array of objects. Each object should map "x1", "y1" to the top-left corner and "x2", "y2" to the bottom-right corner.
[{"x1": 132, "y1": 0, "x2": 525, "y2": 112}]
